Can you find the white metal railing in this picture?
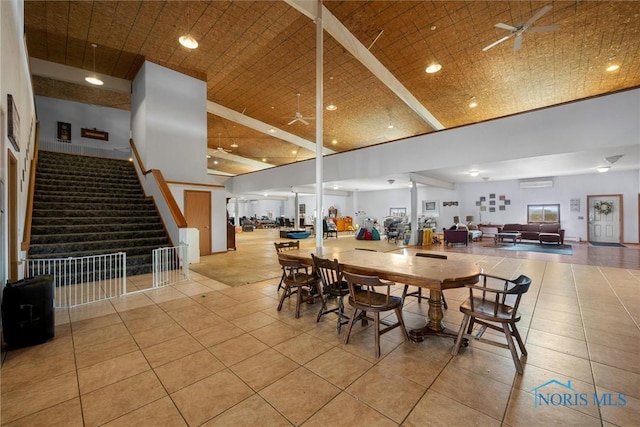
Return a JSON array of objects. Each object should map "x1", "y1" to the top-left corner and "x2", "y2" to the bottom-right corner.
[
  {"x1": 27, "y1": 252, "x2": 127, "y2": 308},
  {"x1": 39, "y1": 139, "x2": 132, "y2": 161},
  {"x1": 153, "y1": 244, "x2": 189, "y2": 288}
]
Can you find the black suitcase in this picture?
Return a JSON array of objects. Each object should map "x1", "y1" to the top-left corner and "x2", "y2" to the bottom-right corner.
[{"x1": 2, "y1": 275, "x2": 55, "y2": 348}]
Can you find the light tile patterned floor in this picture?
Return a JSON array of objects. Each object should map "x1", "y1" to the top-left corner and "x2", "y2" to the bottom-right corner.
[{"x1": 1, "y1": 232, "x2": 639, "y2": 426}]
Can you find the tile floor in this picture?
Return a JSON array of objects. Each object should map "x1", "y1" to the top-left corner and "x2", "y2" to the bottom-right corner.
[{"x1": 1, "y1": 231, "x2": 639, "y2": 426}]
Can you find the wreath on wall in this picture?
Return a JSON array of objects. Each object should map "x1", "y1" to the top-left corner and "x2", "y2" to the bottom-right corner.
[{"x1": 594, "y1": 200, "x2": 613, "y2": 215}]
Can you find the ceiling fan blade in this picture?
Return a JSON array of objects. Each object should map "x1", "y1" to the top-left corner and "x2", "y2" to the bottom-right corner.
[
  {"x1": 513, "y1": 34, "x2": 523, "y2": 52},
  {"x1": 527, "y1": 24, "x2": 560, "y2": 33},
  {"x1": 524, "y1": 4, "x2": 552, "y2": 29},
  {"x1": 482, "y1": 35, "x2": 512, "y2": 52},
  {"x1": 299, "y1": 118, "x2": 309, "y2": 125},
  {"x1": 495, "y1": 22, "x2": 516, "y2": 31},
  {"x1": 287, "y1": 118, "x2": 298, "y2": 125}
]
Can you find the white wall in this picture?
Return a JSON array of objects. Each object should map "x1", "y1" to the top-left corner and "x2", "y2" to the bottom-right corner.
[{"x1": 35, "y1": 96, "x2": 130, "y2": 150}]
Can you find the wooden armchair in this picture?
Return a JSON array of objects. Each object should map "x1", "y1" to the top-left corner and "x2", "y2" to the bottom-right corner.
[{"x1": 452, "y1": 273, "x2": 532, "y2": 374}]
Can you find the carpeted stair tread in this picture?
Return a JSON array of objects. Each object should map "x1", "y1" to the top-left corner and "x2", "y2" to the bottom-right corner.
[
  {"x1": 31, "y1": 216, "x2": 162, "y2": 226},
  {"x1": 28, "y1": 242, "x2": 170, "y2": 259},
  {"x1": 30, "y1": 229, "x2": 168, "y2": 244},
  {"x1": 31, "y1": 223, "x2": 164, "y2": 234},
  {"x1": 32, "y1": 208, "x2": 160, "y2": 218}
]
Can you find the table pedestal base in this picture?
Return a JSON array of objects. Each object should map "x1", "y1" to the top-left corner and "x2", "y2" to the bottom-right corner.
[{"x1": 408, "y1": 289, "x2": 459, "y2": 343}]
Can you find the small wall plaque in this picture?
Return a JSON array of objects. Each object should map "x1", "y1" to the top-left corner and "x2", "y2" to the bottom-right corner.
[{"x1": 81, "y1": 128, "x2": 109, "y2": 141}]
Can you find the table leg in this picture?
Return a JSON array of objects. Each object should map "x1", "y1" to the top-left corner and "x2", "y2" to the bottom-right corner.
[{"x1": 408, "y1": 289, "x2": 459, "y2": 343}]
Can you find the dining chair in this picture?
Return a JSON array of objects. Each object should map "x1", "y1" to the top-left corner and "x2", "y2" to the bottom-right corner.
[
  {"x1": 402, "y1": 253, "x2": 448, "y2": 309},
  {"x1": 342, "y1": 270, "x2": 408, "y2": 357},
  {"x1": 323, "y1": 219, "x2": 338, "y2": 239},
  {"x1": 276, "y1": 254, "x2": 320, "y2": 318},
  {"x1": 451, "y1": 273, "x2": 532, "y2": 374},
  {"x1": 311, "y1": 254, "x2": 350, "y2": 332},
  {"x1": 274, "y1": 241, "x2": 300, "y2": 292}
]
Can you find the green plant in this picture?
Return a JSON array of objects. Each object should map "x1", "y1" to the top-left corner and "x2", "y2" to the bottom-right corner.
[{"x1": 594, "y1": 200, "x2": 613, "y2": 215}]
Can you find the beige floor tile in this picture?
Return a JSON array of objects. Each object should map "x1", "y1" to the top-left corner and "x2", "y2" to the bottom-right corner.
[
  {"x1": 170, "y1": 369, "x2": 254, "y2": 426},
  {"x1": 345, "y1": 365, "x2": 427, "y2": 423},
  {"x1": 525, "y1": 328, "x2": 589, "y2": 360},
  {"x1": 77, "y1": 350, "x2": 150, "y2": 394},
  {"x1": 141, "y1": 334, "x2": 204, "y2": 368},
  {"x1": 101, "y1": 396, "x2": 187, "y2": 427},
  {"x1": 447, "y1": 345, "x2": 518, "y2": 386},
  {"x1": 144, "y1": 286, "x2": 188, "y2": 304},
  {"x1": 81, "y1": 370, "x2": 167, "y2": 427},
  {"x1": 531, "y1": 307, "x2": 583, "y2": 327},
  {"x1": 70, "y1": 313, "x2": 123, "y2": 334},
  {"x1": 116, "y1": 304, "x2": 165, "y2": 324},
  {"x1": 259, "y1": 367, "x2": 340, "y2": 426},
  {"x1": 584, "y1": 327, "x2": 640, "y2": 355},
  {"x1": 154, "y1": 349, "x2": 226, "y2": 393},
  {"x1": 303, "y1": 391, "x2": 397, "y2": 427},
  {"x1": 529, "y1": 316, "x2": 586, "y2": 341},
  {"x1": 503, "y1": 388, "x2": 601, "y2": 426},
  {"x1": 208, "y1": 334, "x2": 270, "y2": 367},
  {"x1": 231, "y1": 311, "x2": 280, "y2": 332},
  {"x1": 250, "y1": 321, "x2": 304, "y2": 347},
  {"x1": 1, "y1": 351, "x2": 77, "y2": 393},
  {"x1": 230, "y1": 348, "x2": 299, "y2": 391},
  {"x1": 172, "y1": 280, "x2": 217, "y2": 296},
  {"x1": 74, "y1": 335, "x2": 139, "y2": 369},
  {"x1": 305, "y1": 346, "x2": 373, "y2": 389},
  {"x1": 592, "y1": 362, "x2": 640, "y2": 400},
  {"x1": 109, "y1": 291, "x2": 155, "y2": 312},
  {"x1": 1, "y1": 332, "x2": 73, "y2": 370},
  {"x1": 0, "y1": 371, "x2": 79, "y2": 424},
  {"x1": 69, "y1": 300, "x2": 117, "y2": 323},
  {"x1": 588, "y1": 342, "x2": 640, "y2": 374},
  {"x1": 169, "y1": 311, "x2": 226, "y2": 333},
  {"x1": 596, "y1": 386, "x2": 640, "y2": 426},
  {"x1": 202, "y1": 394, "x2": 291, "y2": 427},
  {"x1": 130, "y1": 319, "x2": 187, "y2": 348},
  {"x1": 273, "y1": 332, "x2": 333, "y2": 364},
  {"x1": 2, "y1": 397, "x2": 83, "y2": 427},
  {"x1": 72, "y1": 323, "x2": 133, "y2": 351},
  {"x1": 191, "y1": 321, "x2": 246, "y2": 347},
  {"x1": 524, "y1": 344, "x2": 594, "y2": 384},
  {"x1": 430, "y1": 364, "x2": 512, "y2": 420},
  {"x1": 376, "y1": 342, "x2": 450, "y2": 388},
  {"x1": 404, "y1": 390, "x2": 501, "y2": 427}
]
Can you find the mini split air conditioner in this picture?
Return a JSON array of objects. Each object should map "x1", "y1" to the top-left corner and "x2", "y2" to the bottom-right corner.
[{"x1": 519, "y1": 179, "x2": 553, "y2": 189}]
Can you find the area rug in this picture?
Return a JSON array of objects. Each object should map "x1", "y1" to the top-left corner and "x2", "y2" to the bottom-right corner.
[
  {"x1": 483, "y1": 243, "x2": 573, "y2": 255},
  {"x1": 589, "y1": 242, "x2": 626, "y2": 248}
]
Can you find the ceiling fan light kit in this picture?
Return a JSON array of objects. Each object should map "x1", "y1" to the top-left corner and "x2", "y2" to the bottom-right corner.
[
  {"x1": 483, "y1": 4, "x2": 559, "y2": 52},
  {"x1": 287, "y1": 93, "x2": 314, "y2": 125},
  {"x1": 179, "y1": 35, "x2": 198, "y2": 49}
]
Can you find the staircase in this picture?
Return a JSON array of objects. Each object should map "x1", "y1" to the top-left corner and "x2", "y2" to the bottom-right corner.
[{"x1": 28, "y1": 151, "x2": 171, "y2": 277}]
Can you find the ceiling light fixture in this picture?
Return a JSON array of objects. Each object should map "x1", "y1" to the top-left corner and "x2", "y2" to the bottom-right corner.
[
  {"x1": 606, "y1": 64, "x2": 619, "y2": 72},
  {"x1": 469, "y1": 170, "x2": 480, "y2": 177},
  {"x1": 206, "y1": 154, "x2": 211, "y2": 159},
  {"x1": 326, "y1": 104, "x2": 337, "y2": 111},
  {"x1": 597, "y1": 166, "x2": 610, "y2": 173},
  {"x1": 85, "y1": 44, "x2": 104, "y2": 86},
  {"x1": 262, "y1": 157, "x2": 267, "y2": 162},
  {"x1": 605, "y1": 154, "x2": 623, "y2": 164},
  {"x1": 388, "y1": 179, "x2": 395, "y2": 184},
  {"x1": 179, "y1": 2, "x2": 198, "y2": 49},
  {"x1": 425, "y1": 63, "x2": 442, "y2": 74},
  {"x1": 230, "y1": 141, "x2": 238, "y2": 148},
  {"x1": 213, "y1": 160, "x2": 218, "y2": 165},
  {"x1": 469, "y1": 96, "x2": 478, "y2": 108},
  {"x1": 267, "y1": 128, "x2": 276, "y2": 133},
  {"x1": 331, "y1": 139, "x2": 338, "y2": 145},
  {"x1": 387, "y1": 122, "x2": 394, "y2": 129}
]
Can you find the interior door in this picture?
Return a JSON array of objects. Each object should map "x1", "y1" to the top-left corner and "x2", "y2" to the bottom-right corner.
[
  {"x1": 588, "y1": 195, "x2": 622, "y2": 243},
  {"x1": 185, "y1": 190, "x2": 211, "y2": 255}
]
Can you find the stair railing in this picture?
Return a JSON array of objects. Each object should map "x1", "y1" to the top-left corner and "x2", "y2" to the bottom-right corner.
[
  {"x1": 153, "y1": 244, "x2": 189, "y2": 288},
  {"x1": 27, "y1": 252, "x2": 127, "y2": 308}
]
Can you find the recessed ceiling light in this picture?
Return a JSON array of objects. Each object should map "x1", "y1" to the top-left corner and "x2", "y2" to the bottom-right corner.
[
  {"x1": 230, "y1": 141, "x2": 238, "y2": 148},
  {"x1": 332, "y1": 185, "x2": 339, "y2": 190},
  {"x1": 206, "y1": 154, "x2": 211, "y2": 159},
  {"x1": 387, "y1": 123, "x2": 394, "y2": 129},
  {"x1": 430, "y1": 25, "x2": 437, "y2": 31},
  {"x1": 213, "y1": 160, "x2": 218, "y2": 165},
  {"x1": 179, "y1": 35, "x2": 198, "y2": 49},
  {"x1": 469, "y1": 170, "x2": 480, "y2": 177},
  {"x1": 425, "y1": 63, "x2": 442, "y2": 74},
  {"x1": 597, "y1": 166, "x2": 610, "y2": 173},
  {"x1": 326, "y1": 104, "x2": 337, "y2": 111},
  {"x1": 262, "y1": 158, "x2": 267, "y2": 162},
  {"x1": 267, "y1": 128, "x2": 276, "y2": 133},
  {"x1": 292, "y1": 149, "x2": 297, "y2": 155},
  {"x1": 331, "y1": 139, "x2": 338, "y2": 145},
  {"x1": 469, "y1": 96, "x2": 478, "y2": 108},
  {"x1": 606, "y1": 64, "x2": 619, "y2": 72}
]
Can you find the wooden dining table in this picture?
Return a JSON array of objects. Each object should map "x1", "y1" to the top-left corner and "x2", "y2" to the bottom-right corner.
[{"x1": 278, "y1": 248, "x2": 482, "y2": 342}]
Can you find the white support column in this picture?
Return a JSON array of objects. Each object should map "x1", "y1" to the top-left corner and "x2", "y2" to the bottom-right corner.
[{"x1": 314, "y1": 0, "x2": 324, "y2": 256}]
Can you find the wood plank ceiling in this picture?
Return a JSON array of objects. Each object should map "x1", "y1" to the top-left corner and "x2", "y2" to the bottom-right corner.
[{"x1": 24, "y1": 1, "x2": 640, "y2": 176}]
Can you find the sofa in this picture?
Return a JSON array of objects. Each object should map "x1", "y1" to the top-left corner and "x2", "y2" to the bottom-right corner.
[
  {"x1": 443, "y1": 224, "x2": 482, "y2": 246},
  {"x1": 501, "y1": 223, "x2": 565, "y2": 244}
]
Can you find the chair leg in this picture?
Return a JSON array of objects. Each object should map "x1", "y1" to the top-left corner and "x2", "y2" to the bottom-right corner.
[
  {"x1": 316, "y1": 293, "x2": 329, "y2": 323},
  {"x1": 337, "y1": 296, "x2": 346, "y2": 333},
  {"x1": 277, "y1": 271, "x2": 285, "y2": 292},
  {"x1": 452, "y1": 314, "x2": 470, "y2": 355},
  {"x1": 466, "y1": 316, "x2": 475, "y2": 335},
  {"x1": 277, "y1": 283, "x2": 290, "y2": 311},
  {"x1": 503, "y1": 322, "x2": 524, "y2": 374},
  {"x1": 394, "y1": 307, "x2": 408, "y2": 340},
  {"x1": 343, "y1": 308, "x2": 359, "y2": 345},
  {"x1": 295, "y1": 286, "x2": 303, "y2": 318},
  {"x1": 417, "y1": 288, "x2": 422, "y2": 303},
  {"x1": 374, "y1": 312, "x2": 381, "y2": 358},
  {"x1": 511, "y1": 323, "x2": 527, "y2": 356},
  {"x1": 441, "y1": 293, "x2": 448, "y2": 310}
]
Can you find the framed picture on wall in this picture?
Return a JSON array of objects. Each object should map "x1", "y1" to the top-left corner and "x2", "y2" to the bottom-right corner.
[
  {"x1": 57, "y1": 121, "x2": 71, "y2": 143},
  {"x1": 7, "y1": 94, "x2": 20, "y2": 152}
]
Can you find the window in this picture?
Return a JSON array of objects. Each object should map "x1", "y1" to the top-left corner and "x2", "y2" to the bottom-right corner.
[{"x1": 527, "y1": 204, "x2": 560, "y2": 223}]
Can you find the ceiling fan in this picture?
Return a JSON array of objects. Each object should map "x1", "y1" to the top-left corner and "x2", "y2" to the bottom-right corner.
[
  {"x1": 215, "y1": 133, "x2": 231, "y2": 153},
  {"x1": 483, "y1": 4, "x2": 559, "y2": 52},
  {"x1": 287, "y1": 93, "x2": 314, "y2": 125}
]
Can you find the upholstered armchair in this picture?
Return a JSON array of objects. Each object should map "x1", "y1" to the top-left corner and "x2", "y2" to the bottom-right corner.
[{"x1": 443, "y1": 228, "x2": 468, "y2": 246}]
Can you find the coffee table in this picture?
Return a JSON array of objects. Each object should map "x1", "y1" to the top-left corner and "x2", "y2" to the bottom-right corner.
[{"x1": 494, "y1": 232, "x2": 522, "y2": 245}]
